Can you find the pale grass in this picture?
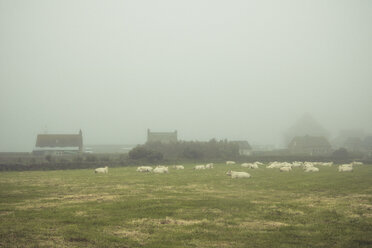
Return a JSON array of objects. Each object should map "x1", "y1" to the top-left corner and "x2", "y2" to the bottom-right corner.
[{"x1": 15, "y1": 193, "x2": 119, "y2": 210}]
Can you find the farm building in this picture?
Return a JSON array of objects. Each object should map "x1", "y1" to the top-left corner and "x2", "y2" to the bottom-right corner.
[
  {"x1": 33, "y1": 130, "x2": 83, "y2": 155},
  {"x1": 363, "y1": 136, "x2": 372, "y2": 156},
  {"x1": 343, "y1": 137, "x2": 364, "y2": 152},
  {"x1": 332, "y1": 129, "x2": 365, "y2": 149},
  {"x1": 84, "y1": 144, "x2": 135, "y2": 154},
  {"x1": 288, "y1": 135, "x2": 332, "y2": 155},
  {"x1": 147, "y1": 129, "x2": 177, "y2": 144},
  {"x1": 284, "y1": 113, "x2": 330, "y2": 145},
  {"x1": 231, "y1": 141, "x2": 252, "y2": 155}
]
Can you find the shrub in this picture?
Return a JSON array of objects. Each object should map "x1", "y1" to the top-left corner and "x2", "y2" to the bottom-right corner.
[
  {"x1": 333, "y1": 148, "x2": 348, "y2": 160},
  {"x1": 128, "y1": 146, "x2": 164, "y2": 163}
]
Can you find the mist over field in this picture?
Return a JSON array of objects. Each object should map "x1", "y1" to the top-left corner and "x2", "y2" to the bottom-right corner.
[{"x1": 1, "y1": 0, "x2": 371, "y2": 152}]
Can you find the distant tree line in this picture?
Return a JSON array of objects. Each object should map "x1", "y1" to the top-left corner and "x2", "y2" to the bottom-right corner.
[
  {"x1": 128, "y1": 139, "x2": 240, "y2": 163},
  {"x1": 0, "y1": 145, "x2": 370, "y2": 171}
]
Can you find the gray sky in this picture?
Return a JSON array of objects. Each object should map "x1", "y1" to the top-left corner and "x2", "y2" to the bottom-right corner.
[{"x1": 1, "y1": 0, "x2": 371, "y2": 152}]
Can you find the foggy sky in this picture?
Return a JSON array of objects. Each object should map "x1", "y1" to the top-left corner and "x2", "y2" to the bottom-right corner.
[{"x1": 1, "y1": 0, "x2": 371, "y2": 152}]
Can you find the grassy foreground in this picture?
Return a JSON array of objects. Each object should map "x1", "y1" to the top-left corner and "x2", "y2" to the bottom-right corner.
[{"x1": 0, "y1": 164, "x2": 371, "y2": 248}]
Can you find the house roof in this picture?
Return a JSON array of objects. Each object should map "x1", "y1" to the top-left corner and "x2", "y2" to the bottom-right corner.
[
  {"x1": 35, "y1": 134, "x2": 83, "y2": 148},
  {"x1": 288, "y1": 135, "x2": 331, "y2": 149},
  {"x1": 147, "y1": 129, "x2": 178, "y2": 143}
]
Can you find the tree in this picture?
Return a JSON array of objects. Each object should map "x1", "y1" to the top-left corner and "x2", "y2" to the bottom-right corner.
[
  {"x1": 128, "y1": 146, "x2": 164, "y2": 163},
  {"x1": 45, "y1": 155, "x2": 53, "y2": 163},
  {"x1": 182, "y1": 147, "x2": 203, "y2": 160},
  {"x1": 333, "y1": 148, "x2": 348, "y2": 159}
]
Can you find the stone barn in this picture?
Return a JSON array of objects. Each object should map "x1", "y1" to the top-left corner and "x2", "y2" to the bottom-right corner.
[
  {"x1": 147, "y1": 129, "x2": 177, "y2": 144},
  {"x1": 33, "y1": 130, "x2": 83, "y2": 155},
  {"x1": 231, "y1": 141, "x2": 252, "y2": 155},
  {"x1": 288, "y1": 135, "x2": 332, "y2": 155}
]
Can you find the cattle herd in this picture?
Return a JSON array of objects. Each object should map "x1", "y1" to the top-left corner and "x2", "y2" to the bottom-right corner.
[{"x1": 94, "y1": 161, "x2": 364, "y2": 178}]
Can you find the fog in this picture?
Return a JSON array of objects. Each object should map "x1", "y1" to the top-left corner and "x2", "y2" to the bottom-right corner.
[{"x1": 1, "y1": 0, "x2": 371, "y2": 152}]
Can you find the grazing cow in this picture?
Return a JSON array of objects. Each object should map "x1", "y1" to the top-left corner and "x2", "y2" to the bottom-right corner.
[
  {"x1": 206, "y1": 163, "x2": 214, "y2": 169},
  {"x1": 338, "y1": 164, "x2": 353, "y2": 172},
  {"x1": 194, "y1": 165, "x2": 206, "y2": 170},
  {"x1": 153, "y1": 166, "x2": 169, "y2": 173},
  {"x1": 136, "y1": 166, "x2": 153, "y2": 172},
  {"x1": 173, "y1": 165, "x2": 184, "y2": 170},
  {"x1": 304, "y1": 167, "x2": 319, "y2": 172},
  {"x1": 226, "y1": 170, "x2": 251, "y2": 178},
  {"x1": 95, "y1": 166, "x2": 108, "y2": 174},
  {"x1": 280, "y1": 166, "x2": 292, "y2": 172}
]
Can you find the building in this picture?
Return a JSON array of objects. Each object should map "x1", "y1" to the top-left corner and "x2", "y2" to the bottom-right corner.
[
  {"x1": 363, "y1": 136, "x2": 372, "y2": 156},
  {"x1": 84, "y1": 144, "x2": 135, "y2": 154},
  {"x1": 343, "y1": 137, "x2": 364, "y2": 152},
  {"x1": 284, "y1": 113, "x2": 330, "y2": 145},
  {"x1": 33, "y1": 130, "x2": 83, "y2": 155},
  {"x1": 147, "y1": 129, "x2": 177, "y2": 143},
  {"x1": 288, "y1": 135, "x2": 332, "y2": 155},
  {"x1": 332, "y1": 129, "x2": 365, "y2": 149},
  {"x1": 231, "y1": 141, "x2": 252, "y2": 155}
]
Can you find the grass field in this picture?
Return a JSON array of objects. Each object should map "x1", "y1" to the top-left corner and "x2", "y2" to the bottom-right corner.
[{"x1": 0, "y1": 164, "x2": 372, "y2": 247}]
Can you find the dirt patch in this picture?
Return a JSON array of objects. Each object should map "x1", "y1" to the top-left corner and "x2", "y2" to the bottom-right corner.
[
  {"x1": 131, "y1": 217, "x2": 208, "y2": 226},
  {"x1": 15, "y1": 193, "x2": 118, "y2": 210},
  {"x1": 113, "y1": 229, "x2": 149, "y2": 241},
  {"x1": 239, "y1": 220, "x2": 288, "y2": 229},
  {"x1": 0, "y1": 211, "x2": 13, "y2": 216},
  {"x1": 202, "y1": 208, "x2": 223, "y2": 214},
  {"x1": 113, "y1": 184, "x2": 131, "y2": 190},
  {"x1": 358, "y1": 203, "x2": 372, "y2": 210},
  {"x1": 74, "y1": 211, "x2": 88, "y2": 217},
  {"x1": 286, "y1": 208, "x2": 305, "y2": 215},
  {"x1": 62, "y1": 193, "x2": 117, "y2": 202},
  {"x1": 363, "y1": 213, "x2": 372, "y2": 218},
  {"x1": 189, "y1": 240, "x2": 239, "y2": 248},
  {"x1": 37, "y1": 235, "x2": 67, "y2": 247}
]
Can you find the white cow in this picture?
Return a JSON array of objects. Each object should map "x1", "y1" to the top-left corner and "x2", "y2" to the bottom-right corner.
[
  {"x1": 153, "y1": 166, "x2": 169, "y2": 173},
  {"x1": 280, "y1": 166, "x2": 292, "y2": 172},
  {"x1": 136, "y1": 166, "x2": 153, "y2": 172},
  {"x1": 267, "y1": 162, "x2": 283, "y2": 169},
  {"x1": 156, "y1": 165, "x2": 167, "y2": 169},
  {"x1": 250, "y1": 163, "x2": 259, "y2": 169},
  {"x1": 226, "y1": 161, "x2": 236, "y2": 165},
  {"x1": 241, "y1": 163, "x2": 257, "y2": 169},
  {"x1": 303, "y1": 162, "x2": 315, "y2": 169},
  {"x1": 226, "y1": 170, "x2": 251, "y2": 178},
  {"x1": 304, "y1": 167, "x2": 319, "y2": 172},
  {"x1": 173, "y1": 165, "x2": 184, "y2": 170},
  {"x1": 194, "y1": 165, "x2": 206, "y2": 170},
  {"x1": 267, "y1": 162, "x2": 292, "y2": 169},
  {"x1": 205, "y1": 163, "x2": 214, "y2": 169},
  {"x1": 338, "y1": 164, "x2": 353, "y2": 172},
  {"x1": 292, "y1": 161, "x2": 303, "y2": 167},
  {"x1": 321, "y1": 162, "x2": 333, "y2": 166},
  {"x1": 351, "y1": 161, "x2": 363, "y2": 166},
  {"x1": 95, "y1": 166, "x2": 108, "y2": 174}
]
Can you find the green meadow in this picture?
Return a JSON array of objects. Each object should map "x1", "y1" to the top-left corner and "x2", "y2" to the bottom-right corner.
[{"x1": 0, "y1": 164, "x2": 371, "y2": 247}]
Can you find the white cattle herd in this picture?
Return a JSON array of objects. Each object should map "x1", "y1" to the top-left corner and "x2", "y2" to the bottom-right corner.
[
  {"x1": 94, "y1": 161, "x2": 365, "y2": 178},
  {"x1": 94, "y1": 166, "x2": 108, "y2": 174}
]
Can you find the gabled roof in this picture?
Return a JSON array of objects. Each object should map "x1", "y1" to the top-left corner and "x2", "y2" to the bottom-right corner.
[
  {"x1": 288, "y1": 135, "x2": 331, "y2": 149},
  {"x1": 147, "y1": 129, "x2": 178, "y2": 143},
  {"x1": 36, "y1": 133, "x2": 82, "y2": 148}
]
